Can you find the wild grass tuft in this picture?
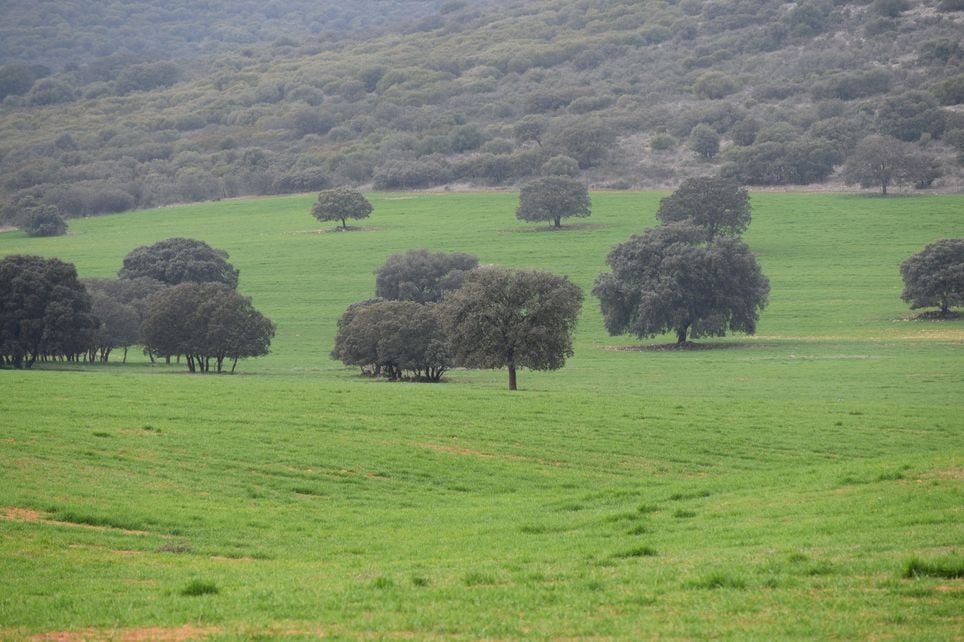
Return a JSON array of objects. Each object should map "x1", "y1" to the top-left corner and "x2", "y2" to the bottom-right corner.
[
  {"x1": 689, "y1": 572, "x2": 747, "y2": 590},
  {"x1": 902, "y1": 556, "x2": 964, "y2": 579},
  {"x1": 180, "y1": 580, "x2": 219, "y2": 596},
  {"x1": 613, "y1": 546, "x2": 657, "y2": 558}
]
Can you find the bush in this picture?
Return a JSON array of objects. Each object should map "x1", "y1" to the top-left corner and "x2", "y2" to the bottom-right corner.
[{"x1": 22, "y1": 205, "x2": 67, "y2": 237}]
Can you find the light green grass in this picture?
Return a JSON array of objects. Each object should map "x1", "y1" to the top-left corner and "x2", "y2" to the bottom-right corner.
[{"x1": 0, "y1": 192, "x2": 962, "y2": 640}]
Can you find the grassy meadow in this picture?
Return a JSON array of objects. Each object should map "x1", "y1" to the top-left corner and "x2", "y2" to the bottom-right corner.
[{"x1": 0, "y1": 191, "x2": 962, "y2": 640}]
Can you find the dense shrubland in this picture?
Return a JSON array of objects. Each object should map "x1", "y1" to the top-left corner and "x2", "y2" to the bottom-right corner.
[{"x1": 0, "y1": 0, "x2": 962, "y2": 222}]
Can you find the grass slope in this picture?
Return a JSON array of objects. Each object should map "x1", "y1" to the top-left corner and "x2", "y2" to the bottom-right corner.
[{"x1": 0, "y1": 192, "x2": 962, "y2": 640}]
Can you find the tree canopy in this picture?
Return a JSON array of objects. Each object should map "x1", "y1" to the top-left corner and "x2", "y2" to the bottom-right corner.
[
  {"x1": 842, "y1": 135, "x2": 942, "y2": 195},
  {"x1": 141, "y1": 282, "x2": 275, "y2": 373},
  {"x1": 311, "y1": 188, "x2": 373, "y2": 229},
  {"x1": 656, "y1": 176, "x2": 751, "y2": 239},
  {"x1": 374, "y1": 249, "x2": 479, "y2": 303},
  {"x1": 331, "y1": 299, "x2": 449, "y2": 381},
  {"x1": 441, "y1": 266, "x2": 583, "y2": 390},
  {"x1": 516, "y1": 176, "x2": 591, "y2": 228},
  {"x1": 118, "y1": 237, "x2": 239, "y2": 289},
  {"x1": 593, "y1": 224, "x2": 770, "y2": 345},
  {"x1": 0, "y1": 255, "x2": 95, "y2": 368},
  {"x1": 900, "y1": 238, "x2": 964, "y2": 316}
]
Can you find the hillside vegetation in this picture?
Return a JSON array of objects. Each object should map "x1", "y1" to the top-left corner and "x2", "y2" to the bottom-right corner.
[
  {"x1": 0, "y1": 191, "x2": 962, "y2": 639},
  {"x1": 1, "y1": 0, "x2": 963, "y2": 221}
]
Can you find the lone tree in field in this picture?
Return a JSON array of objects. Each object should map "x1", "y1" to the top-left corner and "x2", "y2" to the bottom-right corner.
[
  {"x1": 593, "y1": 223, "x2": 769, "y2": 346},
  {"x1": 842, "y1": 135, "x2": 941, "y2": 195},
  {"x1": 516, "y1": 176, "x2": 591, "y2": 228},
  {"x1": 441, "y1": 266, "x2": 583, "y2": 390},
  {"x1": 900, "y1": 239, "x2": 964, "y2": 317},
  {"x1": 331, "y1": 299, "x2": 450, "y2": 381},
  {"x1": 119, "y1": 237, "x2": 239, "y2": 289},
  {"x1": 0, "y1": 255, "x2": 96, "y2": 368},
  {"x1": 375, "y1": 249, "x2": 479, "y2": 303},
  {"x1": 141, "y1": 282, "x2": 275, "y2": 373},
  {"x1": 311, "y1": 187, "x2": 373, "y2": 230},
  {"x1": 657, "y1": 176, "x2": 751, "y2": 239}
]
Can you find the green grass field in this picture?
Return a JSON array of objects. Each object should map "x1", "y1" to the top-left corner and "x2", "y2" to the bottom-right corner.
[{"x1": 1, "y1": 192, "x2": 962, "y2": 640}]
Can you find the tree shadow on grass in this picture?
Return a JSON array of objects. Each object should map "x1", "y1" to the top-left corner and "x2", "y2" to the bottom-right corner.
[
  {"x1": 612, "y1": 341, "x2": 774, "y2": 352},
  {"x1": 507, "y1": 223, "x2": 610, "y2": 233}
]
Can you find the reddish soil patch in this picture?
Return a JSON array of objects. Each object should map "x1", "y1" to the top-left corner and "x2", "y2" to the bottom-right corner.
[
  {"x1": 31, "y1": 626, "x2": 221, "y2": 642},
  {"x1": 3, "y1": 507, "x2": 44, "y2": 521}
]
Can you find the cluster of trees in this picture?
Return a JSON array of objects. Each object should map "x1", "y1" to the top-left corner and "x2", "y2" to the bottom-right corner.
[
  {"x1": 2, "y1": 0, "x2": 962, "y2": 222},
  {"x1": 594, "y1": 177, "x2": 770, "y2": 346},
  {"x1": 333, "y1": 249, "x2": 582, "y2": 390},
  {"x1": 0, "y1": 237, "x2": 274, "y2": 371}
]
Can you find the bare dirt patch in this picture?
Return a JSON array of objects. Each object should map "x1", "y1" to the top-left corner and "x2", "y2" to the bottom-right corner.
[
  {"x1": 4, "y1": 507, "x2": 45, "y2": 521},
  {"x1": 31, "y1": 626, "x2": 221, "y2": 642}
]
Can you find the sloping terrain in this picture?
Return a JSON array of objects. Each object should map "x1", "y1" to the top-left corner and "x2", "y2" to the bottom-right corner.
[{"x1": 0, "y1": 0, "x2": 962, "y2": 220}]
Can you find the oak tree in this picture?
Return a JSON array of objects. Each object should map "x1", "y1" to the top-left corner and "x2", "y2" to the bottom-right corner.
[
  {"x1": 311, "y1": 188, "x2": 373, "y2": 230},
  {"x1": 593, "y1": 224, "x2": 769, "y2": 346},
  {"x1": 441, "y1": 266, "x2": 583, "y2": 390},
  {"x1": 900, "y1": 239, "x2": 964, "y2": 316}
]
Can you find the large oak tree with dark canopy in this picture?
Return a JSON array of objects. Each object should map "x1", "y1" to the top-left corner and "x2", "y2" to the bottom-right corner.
[
  {"x1": 331, "y1": 299, "x2": 450, "y2": 381},
  {"x1": 441, "y1": 266, "x2": 583, "y2": 390},
  {"x1": 311, "y1": 187, "x2": 373, "y2": 230},
  {"x1": 900, "y1": 238, "x2": 964, "y2": 317},
  {"x1": 656, "y1": 176, "x2": 751, "y2": 239},
  {"x1": 0, "y1": 255, "x2": 96, "y2": 368},
  {"x1": 516, "y1": 176, "x2": 591, "y2": 228},
  {"x1": 375, "y1": 249, "x2": 479, "y2": 303},
  {"x1": 141, "y1": 282, "x2": 275, "y2": 373},
  {"x1": 118, "y1": 237, "x2": 239, "y2": 289},
  {"x1": 593, "y1": 223, "x2": 769, "y2": 346}
]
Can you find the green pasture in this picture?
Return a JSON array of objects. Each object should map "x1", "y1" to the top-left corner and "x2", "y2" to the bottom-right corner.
[{"x1": 0, "y1": 192, "x2": 962, "y2": 640}]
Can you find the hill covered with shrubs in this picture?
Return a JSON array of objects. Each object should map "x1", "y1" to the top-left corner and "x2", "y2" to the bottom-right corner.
[{"x1": 1, "y1": 0, "x2": 962, "y2": 221}]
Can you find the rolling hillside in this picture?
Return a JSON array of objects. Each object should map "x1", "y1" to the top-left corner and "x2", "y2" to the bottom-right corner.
[{"x1": 1, "y1": 0, "x2": 962, "y2": 224}]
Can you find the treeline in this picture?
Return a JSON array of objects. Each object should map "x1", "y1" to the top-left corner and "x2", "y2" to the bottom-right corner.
[
  {"x1": 0, "y1": 238, "x2": 274, "y2": 371},
  {"x1": 1, "y1": 0, "x2": 963, "y2": 223}
]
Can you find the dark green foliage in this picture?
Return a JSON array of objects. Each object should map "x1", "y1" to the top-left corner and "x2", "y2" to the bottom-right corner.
[
  {"x1": 374, "y1": 249, "x2": 479, "y2": 303},
  {"x1": 0, "y1": 63, "x2": 36, "y2": 100},
  {"x1": 657, "y1": 177, "x2": 751, "y2": 239},
  {"x1": 0, "y1": 255, "x2": 95, "y2": 368},
  {"x1": 594, "y1": 223, "x2": 769, "y2": 345},
  {"x1": 919, "y1": 39, "x2": 962, "y2": 66},
  {"x1": 721, "y1": 140, "x2": 840, "y2": 185},
  {"x1": 932, "y1": 74, "x2": 964, "y2": 106},
  {"x1": 81, "y1": 277, "x2": 165, "y2": 363},
  {"x1": 873, "y1": 0, "x2": 909, "y2": 18},
  {"x1": 310, "y1": 188, "x2": 373, "y2": 229},
  {"x1": 689, "y1": 124, "x2": 720, "y2": 160},
  {"x1": 842, "y1": 135, "x2": 941, "y2": 195},
  {"x1": 116, "y1": 62, "x2": 180, "y2": 94},
  {"x1": 810, "y1": 70, "x2": 892, "y2": 101},
  {"x1": 21, "y1": 205, "x2": 67, "y2": 237},
  {"x1": 547, "y1": 120, "x2": 616, "y2": 169},
  {"x1": 442, "y1": 266, "x2": 583, "y2": 390},
  {"x1": 900, "y1": 239, "x2": 964, "y2": 316},
  {"x1": 331, "y1": 299, "x2": 449, "y2": 381},
  {"x1": 516, "y1": 176, "x2": 591, "y2": 228},
  {"x1": 141, "y1": 282, "x2": 275, "y2": 373},
  {"x1": 118, "y1": 238, "x2": 239, "y2": 289},
  {"x1": 693, "y1": 72, "x2": 739, "y2": 100},
  {"x1": 180, "y1": 580, "x2": 219, "y2": 596},
  {"x1": 877, "y1": 91, "x2": 946, "y2": 142}
]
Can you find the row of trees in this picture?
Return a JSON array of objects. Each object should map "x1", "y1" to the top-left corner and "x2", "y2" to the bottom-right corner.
[{"x1": 0, "y1": 238, "x2": 274, "y2": 371}]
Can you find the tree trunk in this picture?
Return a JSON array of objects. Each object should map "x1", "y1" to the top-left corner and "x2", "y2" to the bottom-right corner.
[
  {"x1": 676, "y1": 326, "x2": 688, "y2": 345},
  {"x1": 341, "y1": 217, "x2": 347, "y2": 229},
  {"x1": 881, "y1": 180, "x2": 887, "y2": 196},
  {"x1": 508, "y1": 363, "x2": 517, "y2": 391},
  {"x1": 553, "y1": 216, "x2": 561, "y2": 228},
  {"x1": 123, "y1": 346, "x2": 128, "y2": 364}
]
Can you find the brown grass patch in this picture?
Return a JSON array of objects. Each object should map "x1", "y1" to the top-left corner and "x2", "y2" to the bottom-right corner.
[{"x1": 4, "y1": 507, "x2": 44, "y2": 521}]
